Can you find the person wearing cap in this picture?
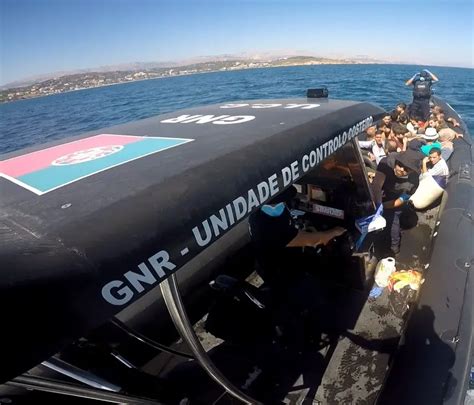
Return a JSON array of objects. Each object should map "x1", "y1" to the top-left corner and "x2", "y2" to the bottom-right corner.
[
  {"x1": 420, "y1": 127, "x2": 442, "y2": 156},
  {"x1": 371, "y1": 150, "x2": 422, "y2": 255},
  {"x1": 248, "y1": 186, "x2": 346, "y2": 285},
  {"x1": 406, "y1": 69, "x2": 439, "y2": 122}
]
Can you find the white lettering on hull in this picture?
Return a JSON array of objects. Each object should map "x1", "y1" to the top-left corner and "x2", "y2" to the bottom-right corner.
[
  {"x1": 161, "y1": 114, "x2": 255, "y2": 125},
  {"x1": 102, "y1": 250, "x2": 176, "y2": 305},
  {"x1": 101, "y1": 115, "x2": 374, "y2": 307}
]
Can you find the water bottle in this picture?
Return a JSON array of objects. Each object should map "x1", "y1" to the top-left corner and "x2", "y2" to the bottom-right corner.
[{"x1": 374, "y1": 257, "x2": 396, "y2": 287}]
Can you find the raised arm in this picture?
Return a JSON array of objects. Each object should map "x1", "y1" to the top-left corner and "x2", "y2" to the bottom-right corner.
[
  {"x1": 405, "y1": 73, "x2": 418, "y2": 86},
  {"x1": 446, "y1": 117, "x2": 460, "y2": 127},
  {"x1": 421, "y1": 156, "x2": 429, "y2": 173},
  {"x1": 402, "y1": 136, "x2": 408, "y2": 152},
  {"x1": 423, "y1": 69, "x2": 439, "y2": 82}
]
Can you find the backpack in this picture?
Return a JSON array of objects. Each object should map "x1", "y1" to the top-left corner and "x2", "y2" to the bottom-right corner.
[{"x1": 413, "y1": 79, "x2": 432, "y2": 98}]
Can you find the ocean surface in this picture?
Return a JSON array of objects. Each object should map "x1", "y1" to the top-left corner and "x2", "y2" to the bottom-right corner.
[{"x1": 0, "y1": 64, "x2": 472, "y2": 155}]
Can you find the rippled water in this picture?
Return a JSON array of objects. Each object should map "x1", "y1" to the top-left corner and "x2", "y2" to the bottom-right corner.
[{"x1": 1, "y1": 64, "x2": 472, "y2": 155}]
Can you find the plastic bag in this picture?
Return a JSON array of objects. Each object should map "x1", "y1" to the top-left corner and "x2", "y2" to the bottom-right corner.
[{"x1": 388, "y1": 270, "x2": 423, "y2": 292}]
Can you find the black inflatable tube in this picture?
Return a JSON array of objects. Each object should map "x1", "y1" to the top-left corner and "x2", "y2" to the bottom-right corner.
[{"x1": 380, "y1": 97, "x2": 473, "y2": 404}]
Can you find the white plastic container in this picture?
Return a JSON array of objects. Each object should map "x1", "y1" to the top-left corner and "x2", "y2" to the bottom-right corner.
[{"x1": 374, "y1": 257, "x2": 396, "y2": 287}]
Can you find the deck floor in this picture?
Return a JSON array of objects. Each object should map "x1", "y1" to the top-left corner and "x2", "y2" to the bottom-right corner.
[{"x1": 147, "y1": 206, "x2": 440, "y2": 404}]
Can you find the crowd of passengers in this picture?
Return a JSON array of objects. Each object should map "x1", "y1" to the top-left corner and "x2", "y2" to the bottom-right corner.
[
  {"x1": 248, "y1": 71, "x2": 465, "y2": 280},
  {"x1": 358, "y1": 100, "x2": 464, "y2": 255},
  {"x1": 360, "y1": 103, "x2": 463, "y2": 168}
]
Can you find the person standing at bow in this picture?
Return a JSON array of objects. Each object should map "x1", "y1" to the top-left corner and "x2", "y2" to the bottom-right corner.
[{"x1": 406, "y1": 69, "x2": 439, "y2": 122}]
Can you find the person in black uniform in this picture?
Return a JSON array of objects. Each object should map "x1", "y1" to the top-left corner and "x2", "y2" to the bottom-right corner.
[
  {"x1": 405, "y1": 69, "x2": 439, "y2": 122},
  {"x1": 248, "y1": 186, "x2": 346, "y2": 286}
]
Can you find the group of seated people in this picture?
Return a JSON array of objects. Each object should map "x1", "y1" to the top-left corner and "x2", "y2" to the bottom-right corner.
[
  {"x1": 360, "y1": 103, "x2": 462, "y2": 171},
  {"x1": 359, "y1": 101, "x2": 464, "y2": 254},
  {"x1": 248, "y1": 100, "x2": 463, "y2": 286}
]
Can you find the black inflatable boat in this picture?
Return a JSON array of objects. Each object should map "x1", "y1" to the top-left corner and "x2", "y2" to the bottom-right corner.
[{"x1": 0, "y1": 94, "x2": 472, "y2": 404}]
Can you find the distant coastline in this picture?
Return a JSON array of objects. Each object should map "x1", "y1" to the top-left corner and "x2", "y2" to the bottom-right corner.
[{"x1": 0, "y1": 56, "x2": 380, "y2": 104}]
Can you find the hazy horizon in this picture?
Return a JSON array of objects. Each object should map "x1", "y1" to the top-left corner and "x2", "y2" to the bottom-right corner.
[
  {"x1": 2, "y1": 53, "x2": 473, "y2": 90},
  {"x1": 1, "y1": 0, "x2": 473, "y2": 86}
]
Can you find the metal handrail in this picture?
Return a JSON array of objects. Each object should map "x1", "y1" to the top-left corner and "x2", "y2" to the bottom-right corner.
[
  {"x1": 160, "y1": 274, "x2": 261, "y2": 405},
  {"x1": 111, "y1": 318, "x2": 194, "y2": 360},
  {"x1": 42, "y1": 357, "x2": 121, "y2": 392},
  {"x1": 7, "y1": 375, "x2": 162, "y2": 404}
]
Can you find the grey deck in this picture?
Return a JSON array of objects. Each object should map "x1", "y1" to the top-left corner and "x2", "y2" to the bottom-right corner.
[
  {"x1": 142, "y1": 206, "x2": 440, "y2": 404},
  {"x1": 308, "y1": 206, "x2": 439, "y2": 404}
]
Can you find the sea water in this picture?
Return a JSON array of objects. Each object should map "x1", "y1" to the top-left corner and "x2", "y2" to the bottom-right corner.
[{"x1": 1, "y1": 64, "x2": 472, "y2": 155}]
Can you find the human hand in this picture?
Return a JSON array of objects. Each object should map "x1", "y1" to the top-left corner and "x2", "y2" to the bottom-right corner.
[
  {"x1": 368, "y1": 152, "x2": 375, "y2": 161},
  {"x1": 423, "y1": 156, "x2": 430, "y2": 163}
]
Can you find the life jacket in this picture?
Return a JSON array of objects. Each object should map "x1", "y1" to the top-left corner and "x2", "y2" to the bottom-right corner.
[{"x1": 413, "y1": 78, "x2": 432, "y2": 98}]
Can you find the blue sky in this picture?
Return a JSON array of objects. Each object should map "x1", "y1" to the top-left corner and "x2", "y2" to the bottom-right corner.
[{"x1": 1, "y1": 0, "x2": 472, "y2": 85}]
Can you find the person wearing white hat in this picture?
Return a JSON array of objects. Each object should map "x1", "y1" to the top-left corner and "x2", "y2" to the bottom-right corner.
[{"x1": 420, "y1": 127, "x2": 442, "y2": 156}]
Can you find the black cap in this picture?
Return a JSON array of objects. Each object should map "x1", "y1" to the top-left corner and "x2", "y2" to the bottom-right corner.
[{"x1": 395, "y1": 150, "x2": 423, "y2": 173}]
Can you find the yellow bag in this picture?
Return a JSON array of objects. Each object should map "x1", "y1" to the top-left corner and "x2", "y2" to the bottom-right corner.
[{"x1": 388, "y1": 270, "x2": 424, "y2": 292}]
